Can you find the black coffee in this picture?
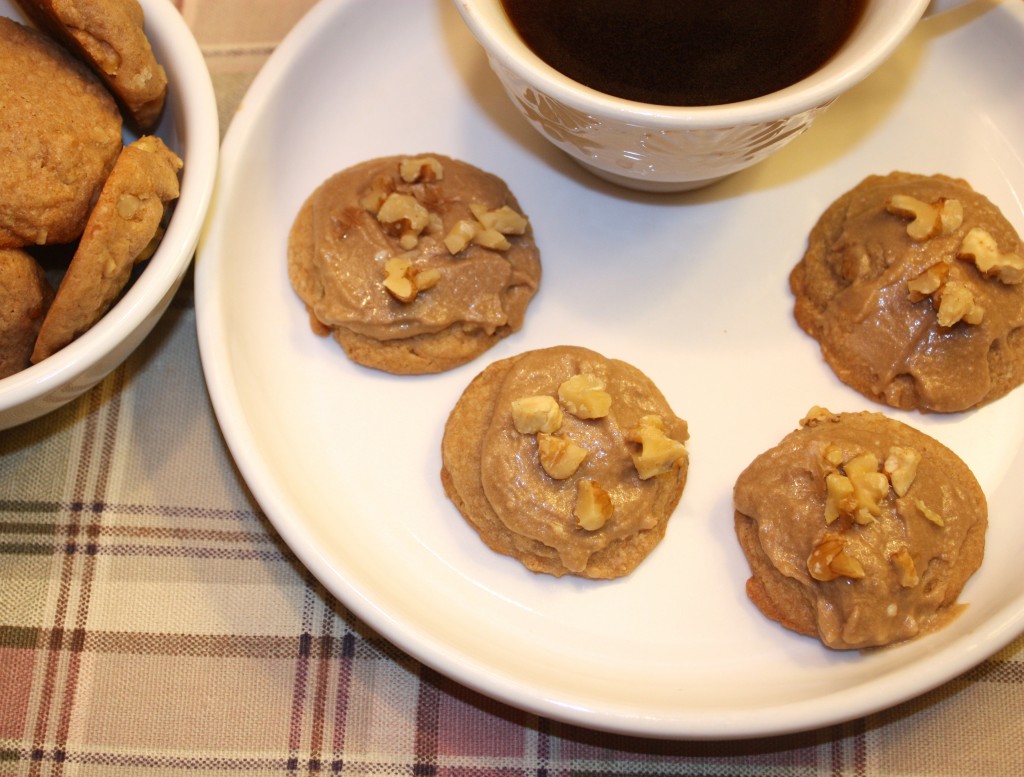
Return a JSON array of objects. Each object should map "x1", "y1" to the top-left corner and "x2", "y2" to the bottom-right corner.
[{"x1": 500, "y1": 0, "x2": 867, "y2": 106}]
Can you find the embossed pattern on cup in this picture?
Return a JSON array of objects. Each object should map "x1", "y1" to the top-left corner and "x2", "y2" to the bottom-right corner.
[
  {"x1": 491, "y1": 57, "x2": 834, "y2": 191},
  {"x1": 455, "y1": 0, "x2": 931, "y2": 192}
]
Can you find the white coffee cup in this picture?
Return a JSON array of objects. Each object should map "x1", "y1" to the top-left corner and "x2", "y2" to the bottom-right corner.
[{"x1": 454, "y1": 0, "x2": 944, "y2": 192}]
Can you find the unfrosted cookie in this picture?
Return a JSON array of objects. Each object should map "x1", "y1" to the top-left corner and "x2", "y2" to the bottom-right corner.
[
  {"x1": 32, "y1": 136, "x2": 182, "y2": 362},
  {"x1": 733, "y1": 407, "x2": 987, "y2": 650},
  {"x1": 0, "y1": 248, "x2": 54, "y2": 378},
  {"x1": 0, "y1": 16, "x2": 123, "y2": 248},
  {"x1": 791, "y1": 172, "x2": 1024, "y2": 413},
  {"x1": 441, "y1": 346, "x2": 689, "y2": 579},
  {"x1": 17, "y1": 0, "x2": 168, "y2": 130},
  {"x1": 288, "y1": 154, "x2": 541, "y2": 374}
]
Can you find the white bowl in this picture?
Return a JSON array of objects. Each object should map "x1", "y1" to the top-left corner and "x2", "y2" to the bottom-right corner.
[{"x1": 0, "y1": 0, "x2": 218, "y2": 430}]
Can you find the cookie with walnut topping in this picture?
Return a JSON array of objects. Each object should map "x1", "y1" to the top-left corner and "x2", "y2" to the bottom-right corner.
[
  {"x1": 17, "y1": 0, "x2": 168, "y2": 130},
  {"x1": 791, "y1": 171, "x2": 1024, "y2": 413},
  {"x1": 441, "y1": 345, "x2": 689, "y2": 579},
  {"x1": 733, "y1": 407, "x2": 987, "y2": 650},
  {"x1": 287, "y1": 154, "x2": 541, "y2": 374}
]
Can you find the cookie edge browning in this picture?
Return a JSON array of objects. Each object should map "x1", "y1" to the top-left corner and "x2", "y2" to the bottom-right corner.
[{"x1": 332, "y1": 323, "x2": 520, "y2": 375}]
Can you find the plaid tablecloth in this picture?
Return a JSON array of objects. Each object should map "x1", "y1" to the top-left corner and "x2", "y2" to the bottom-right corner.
[{"x1": 3, "y1": 1, "x2": 1024, "y2": 774}]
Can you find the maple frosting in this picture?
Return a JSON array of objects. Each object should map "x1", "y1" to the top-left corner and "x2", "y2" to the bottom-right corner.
[
  {"x1": 734, "y1": 408, "x2": 987, "y2": 650},
  {"x1": 288, "y1": 154, "x2": 541, "y2": 344},
  {"x1": 441, "y1": 346, "x2": 689, "y2": 579},
  {"x1": 791, "y1": 172, "x2": 1024, "y2": 413}
]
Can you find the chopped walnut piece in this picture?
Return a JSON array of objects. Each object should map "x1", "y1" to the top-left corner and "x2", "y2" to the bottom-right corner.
[
  {"x1": 575, "y1": 479, "x2": 614, "y2": 531},
  {"x1": 907, "y1": 262, "x2": 949, "y2": 302},
  {"x1": 511, "y1": 395, "x2": 563, "y2": 434},
  {"x1": 801, "y1": 406, "x2": 838, "y2": 427},
  {"x1": 829, "y1": 548, "x2": 867, "y2": 580},
  {"x1": 957, "y1": 227, "x2": 1024, "y2": 284},
  {"x1": 914, "y1": 498, "x2": 945, "y2": 527},
  {"x1": 824, "y1": 472, "x2": 857, "y2": 525},
  {"x1": 939, "y1": 199, "x2": 964, "y2": 234},
  {"x1": 884, "y1": 446, "x2": 921, "y2": 497},
  {"x1": 843, "y1": 452, "x2": 890, "y2": 525},
  {"x1": 557, "y1": 373, "x2": 612, "y2": 419},
  {"x1": 886, "y1": 195, "x2": 964, "y2": 241},
  {"x1": 442, "y1": 203, "x2": 528, "y2": 255},
  {"x1": 444, "y1": 219, "x2": 478, "y2": 255},
  {"x1": 891, "y1": 548, "x2": 920, "y2": 588},
  {"x1": 537, "y1": 433, "x2": 588, "y2": 480},
  {"x1": 381, "y1": 257, "x2": 439, "y2": 303},
  {"x1": 934, "y1": 280, "x2": 985, "y2": 327},
  {"x1": 807, "y1": 440, "x2": 845, "y2": 480},
  {"x1": 471, "y1": 228, "x2": 511, "y2": 251},
  {"x1": 469, "y1": 202, "x2": 529, "y2": 235},
  {"x1": 807, "y1": 535, "x2": 866, "y2": 582},
  {"x1": 415, "y1": 268, "x2": 441, "y2": 291},
  {"x1": 376, "y1": 193, "x2": 430, "y2": 249},
  {"x1": 822, "y1": 443, "x2": 845, "y2": 469},
  {"x1": 399, "y1": 156, "x2": 444, "y2": 183},
  {"x1": 627, "y1": 415, "x2": 686, "y2": 480},
  {"x1": 358, "y1": 175, "x2": 395, "y2": 215},
  {"x1": 117, "y1": 193, "x2": 141, "y2": 220},
  {"x1": 382, "y1": 257, "x2": 415, "y2": 302}
]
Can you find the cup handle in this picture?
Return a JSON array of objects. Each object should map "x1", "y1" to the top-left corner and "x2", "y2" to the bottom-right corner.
[{"x1": 924, "y1": 0, "x2": 973, "y2": 16}]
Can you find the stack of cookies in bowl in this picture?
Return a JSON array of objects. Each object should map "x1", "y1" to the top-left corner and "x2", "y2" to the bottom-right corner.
[{"x1": 0, "y1": 0, "x2": 217, "y2": 429}]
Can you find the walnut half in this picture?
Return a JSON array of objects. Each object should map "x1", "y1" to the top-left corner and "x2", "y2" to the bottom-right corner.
[
  {"x1": 886, "y1": 195, "x2": 963, "y2": 241},
  {"x1": 958, "y1": 227, "x2": 1024, "y2": 285},
  {"x1": 906, "y1": 263, "x2": 985, "y2": 327}
]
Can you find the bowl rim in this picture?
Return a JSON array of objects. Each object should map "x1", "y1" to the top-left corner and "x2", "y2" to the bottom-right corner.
[
  {"x1": 0, "y1": 0, "x2": 219, "y2": 425},
  {"x1": 453, "y1": 0, "x2": 931, "y2": 128}
]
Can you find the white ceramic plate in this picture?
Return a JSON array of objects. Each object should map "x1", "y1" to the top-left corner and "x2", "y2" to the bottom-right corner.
[{"x1": 196, "y1": 0, "x2": 1024, "y2": 739}]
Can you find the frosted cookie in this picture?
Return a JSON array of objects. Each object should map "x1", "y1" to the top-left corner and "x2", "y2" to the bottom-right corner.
[
  {"x1": 17, "y1": 0, "x2": 168, "y2": 130},
  {"x1": 441, "y1": 346, "x2": 689, "y2": 579},
  {"x1": 288, "y1": 154, "x2": 541, "y2": 374},
  {"x1": 32, "y1": 136, "x2": 182, "y2": 362},
  {"x1": 733, "y1": 407, "x2": 987, "y2": 650},
  {"x1": 0, "y1": 16, "x2": 123, "y2": 248},
  {"x1": 791, "y1": 172, "x2": 1024, "y2": 413},
  {"x1": 0, "y1": 249, "x2": 54, "y2": 378}
]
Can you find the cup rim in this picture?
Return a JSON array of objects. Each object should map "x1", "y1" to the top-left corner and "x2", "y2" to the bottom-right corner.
[{"x1": 454, "y1": 0, "x2": 931, "y2": 128}]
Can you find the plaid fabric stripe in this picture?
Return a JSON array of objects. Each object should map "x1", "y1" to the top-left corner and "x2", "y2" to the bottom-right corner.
[
  {"x1": 3, "y1": 1, "x2": 1024, "y2": 774},
  {"x1": 2, "y1": 288, "x2": 1023, "y2": 777}
]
